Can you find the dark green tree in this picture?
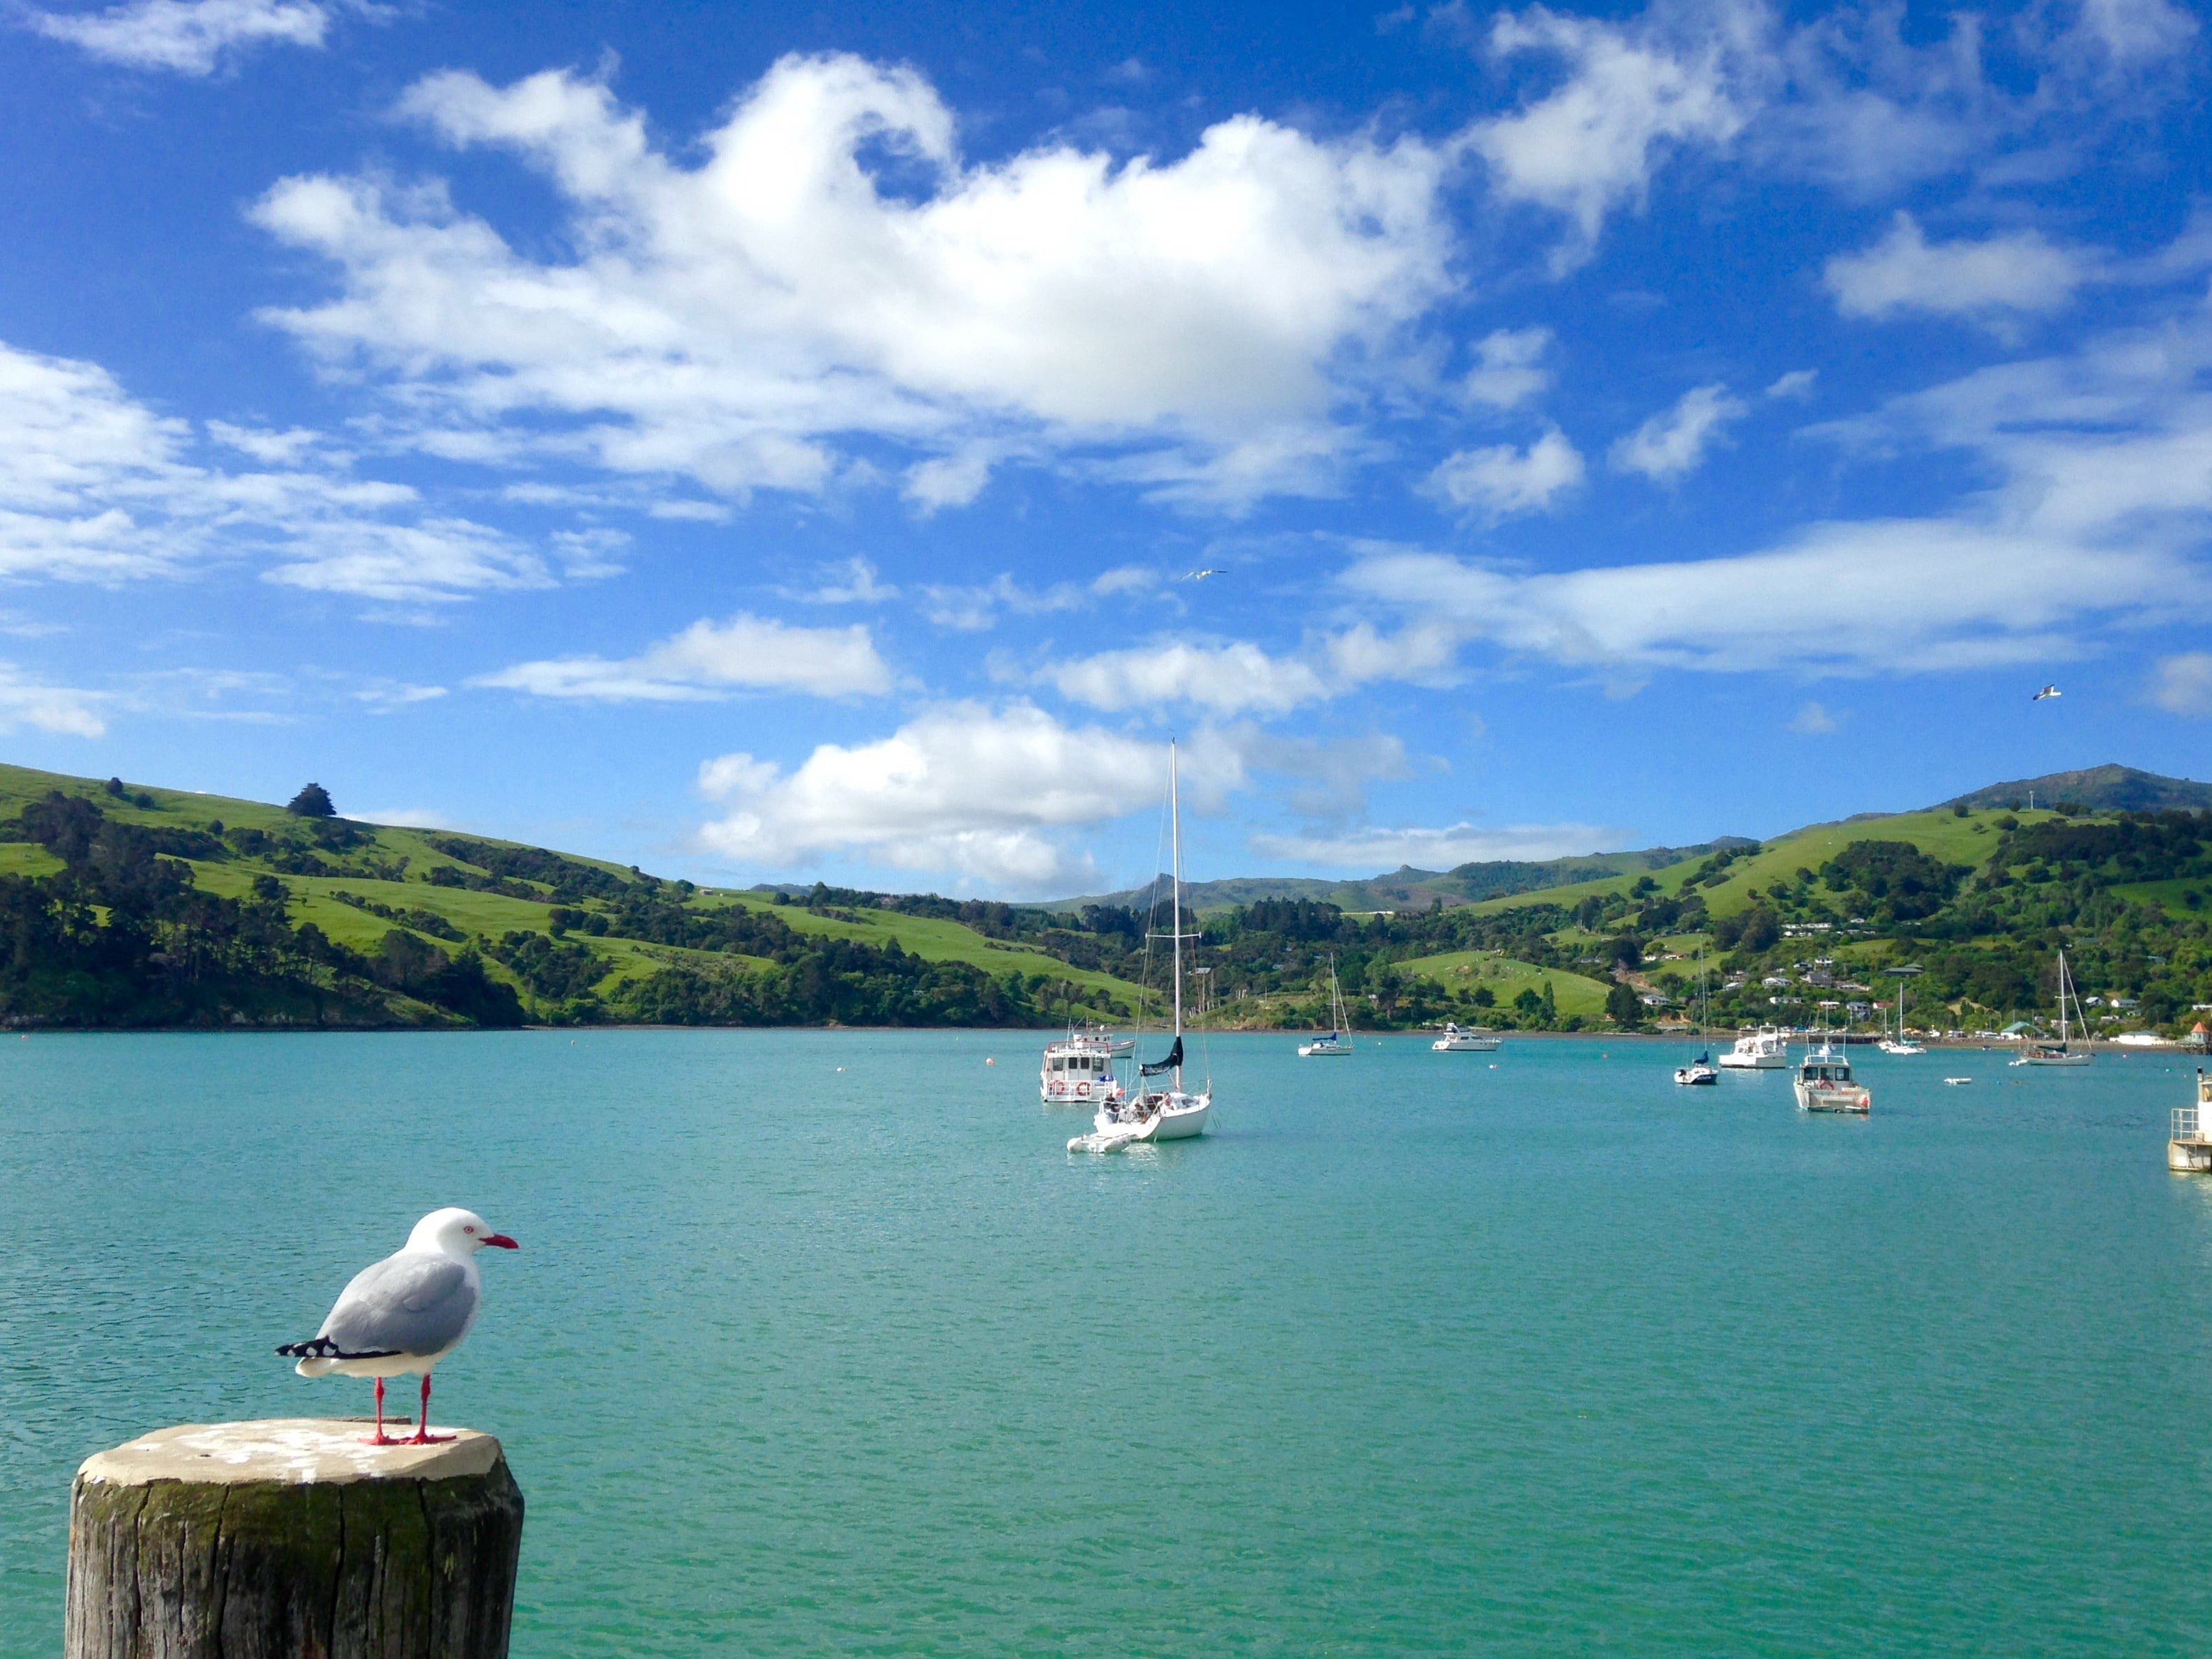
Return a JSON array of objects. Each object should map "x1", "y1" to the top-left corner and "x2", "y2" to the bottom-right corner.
[
  {"x1": 1605, "y1": 980, "x2": 1642, "y2": 1027},
  {"x1": 287, "y1": 782, "x2": 335, "y2": 818}
]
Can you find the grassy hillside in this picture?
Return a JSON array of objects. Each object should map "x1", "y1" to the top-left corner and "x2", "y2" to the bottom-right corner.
[{"x1": 0, "y1": 764, "x2": 1145, "y2": 1030}]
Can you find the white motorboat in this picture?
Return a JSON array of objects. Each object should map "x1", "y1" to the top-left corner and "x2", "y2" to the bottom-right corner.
[
  {"x1": 1718, "y1": 1026, "x2": 1789, "y2": 1069},
  {"x1": 2012, "y1": 950, "x2": 2094, "y2": 1066},
  {"x1": 1794, "y1": 1043, "x2": 1871, "y2": 1113},
  {"x1": 1040, "y1": 1029, "x2": 1127, "y2": 1107},
  {"x1": 1432, "y1": 1022, "x2": 1501, "y2": 1053},
  {"x1": 1300, "y1": 956, "x2": 1356, "y2": 1056},
  {"x1": 1071, "y1": 742, "x2": 1211, "y2": 1152},
  {"x1": 1877, "y1": 969, "x2": 1926, "y2": 1055}
]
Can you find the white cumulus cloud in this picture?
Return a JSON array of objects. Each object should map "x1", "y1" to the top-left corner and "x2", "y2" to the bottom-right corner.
[
  {"x1": 248, "y1": 54, "x2": 1465, "y2": 508},
  {"x1": 1429, "y1": 426, "x2": 1585, "y2": 519},
  {"x1": 1471, "y1": 4, "x2": 1745, "y2": 268},
  {"x1": 474, "y1": 614, "x2": 892, "y2": 702},
  {"x1": 1043, "y1": 640, "x2": 1331, "y2": 716},
  {"x1": 0, "y1": 338, "x2": 551, "y2": 603},
  {"x1": 1609, "y1": 384, "x2": 1746, "y2": 481},
  {"x1": 30, "y1": 0, "x2": 329, "y2": 74},
  {"x1": 695, "y1": 702, "x2": 1232, "y2": 891},
  {"x1": 2149, "y1": 653, "x2": 2212, "y2": 718},
  {"x1": 1462, "y1": 326, "x2": 1555, "y2": 409},
  {"x1": 1824, "y1": 213, "x2": 2098, "y2": 322}
]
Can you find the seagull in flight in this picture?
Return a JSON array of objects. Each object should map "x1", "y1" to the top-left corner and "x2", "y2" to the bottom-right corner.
[
  {"x1": 1183, "y1": 568, "x2": 1225, "y2": 581},
  {"x1": 2032, "y1": 684, "x2": 2061, "y2": 701},
  {"x1": 277, "y1": 1207, "x2": 517, "y2": 1445}
]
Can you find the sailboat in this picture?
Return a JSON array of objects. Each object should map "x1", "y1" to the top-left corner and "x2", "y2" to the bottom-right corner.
[
  {"x1": 1069, "y1": 742, "x2": 1213, "y2": 1151},
  {"x1": 1298, "y1": 956, "x2": 1354, "y2": 1056},
  {"x1": 1674, "y1": 948, "x2": 1718, "y2": 1085},
  {"x1": 2012, "y1": 950, "x2": 2094, "y2": 1066},
  {"x1": 1877, "y1": 971, "x2": 1925, "y2": 1056}
]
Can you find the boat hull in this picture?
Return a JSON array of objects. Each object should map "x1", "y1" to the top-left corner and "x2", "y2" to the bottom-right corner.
[
  {"x1": 2014, "y1": 1052, "x2": 2093, "y2": 1067},
  {"x1": 1717, "y1": 1051, "x2": 1787, "y2": 1069},
  {"x1": 1433, "y1": 1038, "x2": 1501, "y2": 1052},
  {"x1": 1298, "y1": 1043, "x2": 1351, "y2": 1057},
  {"x1": 1795, "y1": 1082, "x2": 1870, "y2": 1113}
]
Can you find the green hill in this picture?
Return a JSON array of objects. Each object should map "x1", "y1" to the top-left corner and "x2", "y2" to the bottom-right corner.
[
  {"x1": 0, "y1": 764, "x2": 1143, "y2": 1030},
  {"x1": 1934, "y1": 764, "x2": 2212, "y2": 814},
  {"x1": 8, "y1": 758, "x2": 2212, "y2": 1037}
]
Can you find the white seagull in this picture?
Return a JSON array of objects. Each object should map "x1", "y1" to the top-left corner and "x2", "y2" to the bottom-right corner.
[
  {"x1": 277, "y1": 1207, "x2": 517, "y2": 1446},
  {"x1": 2033, "y1": 684, "x2": 2061, "y2": 700},
  {"x1": 1183, "y1": 568, "x2": 1225, "y2": 580}
]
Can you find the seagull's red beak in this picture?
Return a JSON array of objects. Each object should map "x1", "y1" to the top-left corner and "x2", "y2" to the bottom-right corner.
[{"x1": 484, "y1": 1234, "x2": 519, "y2": 1250}]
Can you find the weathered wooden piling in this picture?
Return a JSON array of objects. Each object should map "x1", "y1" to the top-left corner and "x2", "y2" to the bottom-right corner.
[{"x1": 66, "y1": 1419, "x2": 523, "y2": 1659}]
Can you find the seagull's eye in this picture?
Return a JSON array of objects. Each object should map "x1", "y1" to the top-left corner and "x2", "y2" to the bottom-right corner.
[{"x1": 463, "y1": 1226, "x2": 476, "y2": 1234}]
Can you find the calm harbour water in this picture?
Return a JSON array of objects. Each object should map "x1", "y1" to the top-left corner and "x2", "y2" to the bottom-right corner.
[{"x1": 3, "y1": 1030, "x2": 2211, "y2": 1654}]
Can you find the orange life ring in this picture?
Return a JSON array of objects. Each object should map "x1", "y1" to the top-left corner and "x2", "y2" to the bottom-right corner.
[{"x1": 1077, "y1": 1081, "x2": 1091, "y2": 1096}]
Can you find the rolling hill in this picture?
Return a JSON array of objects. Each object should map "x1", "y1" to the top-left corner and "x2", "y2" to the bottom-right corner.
[{"x1": 5, "y1": 758, "x2": 2211, "y2": 1036}]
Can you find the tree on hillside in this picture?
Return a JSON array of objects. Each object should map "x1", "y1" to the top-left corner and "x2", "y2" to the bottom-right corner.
[
  {"x1": 287, "y1": 782, "x2": 335, "y2": 818},
  {"x1": 1605, "y1": 980, "x2": 1642, "y2": 1027}
]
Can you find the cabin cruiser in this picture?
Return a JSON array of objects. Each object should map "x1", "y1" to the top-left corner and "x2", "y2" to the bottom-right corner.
[
  {"x1": 1432, "y1": 1023, "x2": 1502, "y2": 1053},
  {"x1": 1794, "y1": 1044, "x2": 1871, "y2": 1114},
  {"x1": 1717, "y1": 1027, "x2": 1790, "y2": 1069},
  {"x1": 1040, "y1": 1031, "x2": 1128, "y2": 1107}
]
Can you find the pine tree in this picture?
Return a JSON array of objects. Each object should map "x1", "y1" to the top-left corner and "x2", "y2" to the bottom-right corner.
[{"x1": 287, "y1": 782, "x2": 335, "y2": 818}]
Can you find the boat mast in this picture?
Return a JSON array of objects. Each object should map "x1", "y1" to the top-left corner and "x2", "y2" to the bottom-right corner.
[
  {"x1": 2058, "y1": 950, "x2": 2070, "y2": 1047},
  {"x1": 1170, "y1": 740, "x2": 1183, "y2": 1092}
]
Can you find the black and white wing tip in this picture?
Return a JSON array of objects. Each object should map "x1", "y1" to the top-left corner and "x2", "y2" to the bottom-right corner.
[{"x1": 275, "y1": 1335, "x2": 399, "y2": 1361}]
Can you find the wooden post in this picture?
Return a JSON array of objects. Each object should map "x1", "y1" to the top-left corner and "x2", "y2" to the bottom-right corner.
[{"x1": 65, "y1": 1419, "x2": 524, "y2": 1659}]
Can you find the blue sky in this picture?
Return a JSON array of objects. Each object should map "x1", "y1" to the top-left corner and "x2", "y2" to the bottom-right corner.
[{"x1": 3, "y1": 0, "x2": 2209, "y2": 895}]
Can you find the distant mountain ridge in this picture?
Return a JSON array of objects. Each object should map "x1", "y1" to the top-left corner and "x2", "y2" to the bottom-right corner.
[
  {"x1": 1045, "y1": 840, "x2": 1755, "y2": 915},
  {"x1": 1934, "y1": 764, "x2": 2212, "y2": 814}
]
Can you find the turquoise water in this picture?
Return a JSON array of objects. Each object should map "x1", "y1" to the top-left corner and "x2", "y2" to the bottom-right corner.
[{"x1": 4, "y1": 1031, "x2": 2211, "y2": 1653}]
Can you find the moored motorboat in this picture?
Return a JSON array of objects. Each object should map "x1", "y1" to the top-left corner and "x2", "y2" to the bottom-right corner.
[
  {"x1": 1040, "y1": 1030, "x2": 1126, "y2": 1107},
  {"x1": 1717, "y1": 1027, "x2": 1789, "y2": 1069},
  {"x1": 1794, "y1": 1043, "x2": 1871, "y2": 1113},
  {"x1": 1432, "y1": 1023, "x2": 1501, "y2": 1053}
]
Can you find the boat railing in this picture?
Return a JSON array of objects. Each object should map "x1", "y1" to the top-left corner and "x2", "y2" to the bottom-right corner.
[{"x1": 2176, "y1": 1106, "x2": 2203, "y2": 1141}]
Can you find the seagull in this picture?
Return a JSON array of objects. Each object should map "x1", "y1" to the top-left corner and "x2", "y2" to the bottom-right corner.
[
  {"x1": 1182, "y1": 568, "x2": 1225, "y2": 581},
  {"x1": 2033, "y1": 685, "x2": 2061, "y2": 700},
  {"x1": 277, "y1": 1207, "x2": 517, "y2": 1446}
]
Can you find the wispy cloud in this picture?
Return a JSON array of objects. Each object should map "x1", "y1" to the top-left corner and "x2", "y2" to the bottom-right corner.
[{"x1": 475, "y1": 614, "x2": 893, "y2": 702}]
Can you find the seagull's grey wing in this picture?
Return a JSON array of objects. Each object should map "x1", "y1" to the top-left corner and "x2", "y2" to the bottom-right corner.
[{"x1": 319, "y1": 1254, "x2": 476, "y2": 1358}]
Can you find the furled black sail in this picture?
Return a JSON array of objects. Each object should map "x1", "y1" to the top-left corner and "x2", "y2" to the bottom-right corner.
[{"x1": 1140, "y1": 1036, "x2": 1184, "y2": 1077}]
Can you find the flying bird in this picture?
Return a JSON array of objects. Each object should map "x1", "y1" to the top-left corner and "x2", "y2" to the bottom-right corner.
[
  {"x1": 2033, "y1": 685, "x2": 2061, "y2": 700},
  {"x1": 277, "y1": 1207, "x2": 517, "y2": 1446},
  {"x1": 1183, "y1": 568, "x2": 1225, "y2": 581}
]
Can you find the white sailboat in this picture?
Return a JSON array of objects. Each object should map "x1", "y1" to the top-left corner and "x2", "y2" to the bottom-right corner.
[
  {"x1": 2013, "y1": 950, "x2": 2093, "y2": 1066},
  {"x1": 1299, "y1": 956, "x2": 1354, "y2": 1056},
  {"x1": 1674, "y1": 948, "x2": 1718, "y2": 1085},
  {"x1": 1070, "y1": 742, "x2": 1212, "y2": 1151},
  {"x1": 1877, "y1": 968, "x2": 1926, "y2": 1056}
]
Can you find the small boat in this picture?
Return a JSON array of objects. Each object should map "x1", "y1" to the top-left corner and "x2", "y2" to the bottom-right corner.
[
  {"x1": 1432, "y1": 1022, "x2": 1501, "y2": 1053},
  {"x1": 1300, "y1": 956, "x2": 1356, "y2": 1056},
  {"x1": 1794, "y1": 1042, "x2": 1871, "y2": 1114},
  {"x1": 1944, "y1": 1076, "x2": 1973, "y2": 1086},
  {"x1": 1072, "y1": 743, "x2": 1211, "y2": 1152},
  {"x1": 1674, "y1": 948, "x2": 1717, "y2": 1084},
  {"x1": 1674, "y1": 1052, "x2": 1718, "y2": 1086},
  {"x1": 1717, "y1": 1026, "x2": 1789, "y2": 1069},
  {"x1": 1040, "y1": 1029, "x2": 1126, "y2": 1107},
  {"x1": 2012, "y1": 950, "x2": 2093, "y2": 1066},
  {"x1": 1877, "y1": 971, "x2": 1926, "y2": 1056}
]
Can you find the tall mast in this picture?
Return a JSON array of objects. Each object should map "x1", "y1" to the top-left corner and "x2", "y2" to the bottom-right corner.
[{"x1": 1170, "y1": 740, "x2": 1183, "y2": 1091}]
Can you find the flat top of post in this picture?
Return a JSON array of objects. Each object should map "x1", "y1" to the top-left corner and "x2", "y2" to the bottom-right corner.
[{"x1": 77, "y1": 1419, "x2": 503, "y2": 1487}]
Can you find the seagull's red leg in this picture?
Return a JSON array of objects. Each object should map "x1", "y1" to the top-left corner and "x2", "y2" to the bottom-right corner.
[
  {"x1": 365, "y1": 1376, "x2": 398, "y2": 1446},
  {"x1": 410, "y1": 1373, "x2": 453, "y2": 1445}
]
